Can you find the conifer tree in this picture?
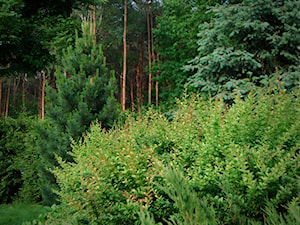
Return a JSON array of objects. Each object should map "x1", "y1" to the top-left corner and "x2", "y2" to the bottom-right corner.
[
  {"x1": 38, "y1": 21, "x2": 119, "y2": 205},
  {"x1": 187, "y1": 0, "x2": 300, "y2": 100}
]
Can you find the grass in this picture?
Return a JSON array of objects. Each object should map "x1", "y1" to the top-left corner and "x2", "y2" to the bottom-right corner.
[{"x1": 0, "y1": 203, "x2": 48, "y2": 225}]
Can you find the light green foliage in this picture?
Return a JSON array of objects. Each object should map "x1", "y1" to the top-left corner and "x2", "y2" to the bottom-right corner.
[
  {"x1": 46, "y1": 84, "x2": 299, "y2": 224},
  {"x1": 51, "y1": 111, "x2": 172, "y2": 224},
  {"x1": 139, "y1": 211, "x2": 160, "y2": 225},
  {"x1": 187, "y1": 0, "x2": 300, "y2": 100},
  {"x1": 155, "y1": 167, "x2": 216, "y2": 225},
  {"x1": 265, "y1": 197, "x2": 300, "y2": 225},
  {"x1": 141, "y1": 85, "x2": 300, "y2": 224},
  {"x1": 173, "y1": 89, "x2": 299, "y2": 224}
]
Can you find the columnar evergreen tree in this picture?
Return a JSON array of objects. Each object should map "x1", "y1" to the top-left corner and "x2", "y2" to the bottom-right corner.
[
  {"x1": 38, "y1": 22, "x2": 119, "y2": 205},
  {"x1": 187, "y1": 0, "x2": 300, "y2": 100}
]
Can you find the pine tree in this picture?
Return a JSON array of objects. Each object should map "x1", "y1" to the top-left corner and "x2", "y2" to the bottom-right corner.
[{"x1": 38, "y1": 21, "x2": 119, "y2": 205}]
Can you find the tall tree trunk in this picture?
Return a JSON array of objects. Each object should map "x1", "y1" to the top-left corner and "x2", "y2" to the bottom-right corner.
[
  {"x1": 122, "y1": 0, "x2": 127, "y2": 111},
  {"x1": 38, "y1": 72, "x2": 46, "y2": 119},
  {"x1": 13, "y1": 78, "x2": 16, "y2": 101},
  {"x1": 89, "y1": 5, "x2": 93, "y2": 35},
  {"x1": 38, "y1": 75, "x2": 42, "y2": 118},
  {"x1": 136, "y1": 66, "x2": 140, "y2": 109},
  {"x1": 130, "y1": 71, "x2": 134, "y2": 111},
  {"x1": 147, "y1": 3, "x2": 152, "y2": 105},
  {"x1": 13, "y1": 75, "x2": 21, "y2": 105},
  {"x1": 0, "y1": 77, "x2": 2, "y2": 117},
  {"x1": 150, "y1": 7, "x2": 155, "y2": 64},
  {"x1": 136, "y1": 37, "x2": 143, "y2": 111},
  {"x1": 22, "y1": 74, "x2": 26, "y2": 111},
  {"x1": 89, "y1": 5, "x2": 97, "y2": 39},
  {"x1": 5, "y1": 84, "x2": 10, "y2": 118},
  {"x1": 156, "y1": 53, "x2": 159, "y2": 107},
  {"x1": 41, "y1": 71, "x2": 46, "y2": 119},
  {"x1": 150, "y1": 6, "x2": 158, "y2": 107},
  {"x1": 93, "y1": 5, "x2": 96, "y2": 39}
]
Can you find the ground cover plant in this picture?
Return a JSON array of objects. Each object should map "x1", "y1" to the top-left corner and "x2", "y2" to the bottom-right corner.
[
  {"x1": 0, "y1": 203, "x2": 48, "y2": 225},
  {"x1": 34, "y1": 83, "x2": 300, "y2": 225}
]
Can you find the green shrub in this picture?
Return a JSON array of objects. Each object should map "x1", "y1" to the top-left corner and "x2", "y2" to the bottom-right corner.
[
  {"x1": 49, "y1": 85, "x2": 299, "y2": 224},
  {"x1": 144, "y1": 86, "x2": 300, "y2": 224},
  {"x1": 265, "y1": 197, "x2": 300, "y2": 225},
  {"x1": 186, "y1": 89, "x2": 299, "y2": 223},
  {"x1": 50, "y1": 111, "x2": 175, "y2": 224},
  {"x1": 0, "y1": 115, "x2": 41, "y2": 203},
  {"x1": 0, "y1": 117, "x2": 22, "y2": 203},
  {"x1": 143, "y1": 166, "x2": 217, "y2": 225}
]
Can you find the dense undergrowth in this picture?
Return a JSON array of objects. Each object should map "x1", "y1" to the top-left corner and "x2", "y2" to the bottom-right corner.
[
  {"x1": 0, "y1": 115, "x2": 41, "y2": 204},
  {"x1": 28, "y1": 84, "x2": 299, "y2": 225}
]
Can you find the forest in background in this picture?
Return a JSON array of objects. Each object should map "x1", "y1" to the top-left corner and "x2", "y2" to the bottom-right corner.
[
  {"x1": 0, "y1": 0, "x2": 245, "y2": 116},
  {"x1": 0, "y1": 0, "x2": 299, "y2": 224}
]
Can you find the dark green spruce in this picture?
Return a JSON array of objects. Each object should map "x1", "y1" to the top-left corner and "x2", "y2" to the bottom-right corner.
[{"x1": 187, "y1": 0, "x2": 300, "y2": 101}]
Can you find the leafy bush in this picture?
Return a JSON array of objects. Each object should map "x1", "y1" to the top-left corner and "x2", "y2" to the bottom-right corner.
[
  {"x1": 140, "y1": 169, "x2": 300, "y2": 225},
  {"x1": 49, "y1": 111, "x2": 174, "y2": 224},
  {"x1": 0, "y1": 114, "x2": 41, "y2": 204},
  {"x1": 139, "y1": 167, "x2": 217, "y2": 225},
  {"x1": 144, "y1": 86, "x2": 300, "y2": 224},
  {"x1": 0, "y1": 117, "x2": 22, "y2": 203},
  {"x1": 48, "y1": 84, "x2": 299, "y2": 224},
  {"x1": 264, "y1": 197, "x2": 300, "y2": 225}
]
